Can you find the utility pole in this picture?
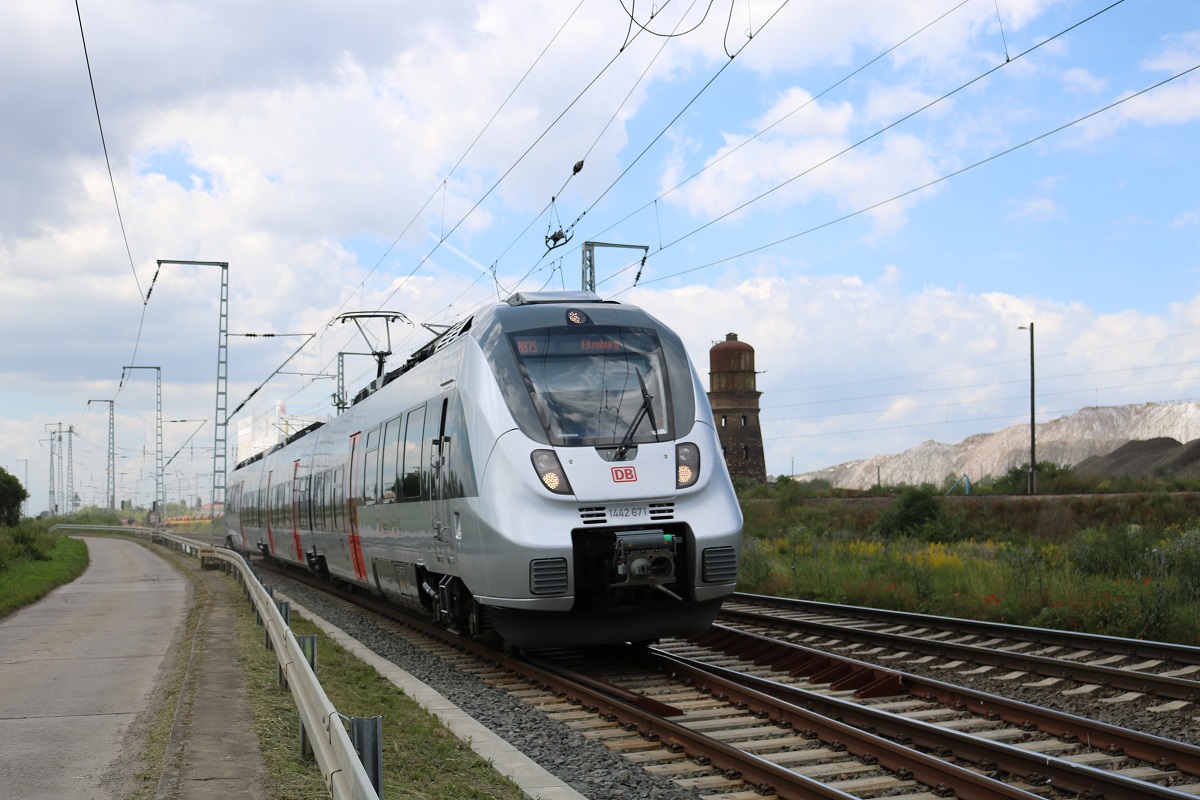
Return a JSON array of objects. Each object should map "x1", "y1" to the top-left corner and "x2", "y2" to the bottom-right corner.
[
  {"x1": 66, "y1": 426, "x2": 75, "y2": 515},
  {"x1": 58, "y1": 425, "x2": 66, "y2": 514},
  {"x1": 47, "y1": 426, "x2": 57, "y2": 515},
  {"x1": 335, "y1": 351, "x2": 375, "y2": 414},
  {"x1": 88, "y1": 399, "x2": 116, "y2": 510},
  {"x1": 122, "y1": 366, "x2": 163, "y2": 524},
  {"x1": 46, "y1": 422, "x2": 64, "y2": 516},
  {"x1": 156, "y1": 259, "x2": 228, "y2": 541},
  {"x1": 581, "y1": 241, "x2": 648, "y2": 293},
  {"x1": 1018, "y1": 322, "x2": 1036, "y2": 494}
]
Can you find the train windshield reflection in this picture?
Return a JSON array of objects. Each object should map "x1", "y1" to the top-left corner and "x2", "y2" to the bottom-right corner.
[{"x1": 508, "y1": 326, "x2": 673, "y2": 447}]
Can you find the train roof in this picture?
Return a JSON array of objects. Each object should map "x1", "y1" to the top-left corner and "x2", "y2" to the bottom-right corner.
[{"x1": 350, "y1": 291, "x2": 624, "y2": 407}]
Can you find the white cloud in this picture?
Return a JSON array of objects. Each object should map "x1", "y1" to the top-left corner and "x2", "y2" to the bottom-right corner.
[
  {"x1": 1007, "y1": 197, "x2": 1058, "y2": 220},
  {"x1": 1061, "y1": 67, "x2": 1107, "y2": 96},
  {"x1": 628, "y1": 272, "x2": 1200, "y2": 477}
]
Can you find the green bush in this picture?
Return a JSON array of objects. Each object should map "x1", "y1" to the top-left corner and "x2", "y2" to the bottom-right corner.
[
  {"x1": 872, "y1": 486, "x2": 941, "y2": 538},
  {"x1": 1069, "y1": 525, "x2": 1157, "y2": 579},
  {"x1": 0, "y1": 523, "x2": 54, "y2": 568},
  {"x1": 1155, "y1": 527, "x2": 1200, "y2": 599}
]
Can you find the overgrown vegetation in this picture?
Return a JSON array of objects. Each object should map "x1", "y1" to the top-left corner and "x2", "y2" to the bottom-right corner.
[
  {"x1": 749, "y1": 461, "x2": 1200, "y2": 500},
  {"x1": 0, "y1": 518, "x2": 95, "y2": 617},
  {"x1": 0, "y1": 466, "x2": 29, "y2": 527},
  {"x1": 737, "y1": 481, "x2": 1200, "y2": 644}
]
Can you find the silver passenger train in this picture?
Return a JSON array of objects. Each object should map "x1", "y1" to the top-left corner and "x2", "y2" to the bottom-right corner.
[{"x1": 225, "y1": 291, "x2": 742, "y2": 646}]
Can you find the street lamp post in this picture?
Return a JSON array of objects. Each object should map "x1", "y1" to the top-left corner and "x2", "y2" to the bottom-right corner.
[{"x1": 1018, "y1": 323, "x2": 1036, "y2": 494}]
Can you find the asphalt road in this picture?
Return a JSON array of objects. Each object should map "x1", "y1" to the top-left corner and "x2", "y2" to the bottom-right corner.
[{"x1": 0, "y1": 536, "x2": 189, "y2": 799}]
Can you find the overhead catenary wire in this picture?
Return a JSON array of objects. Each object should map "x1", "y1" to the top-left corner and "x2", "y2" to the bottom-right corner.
[
  {"x1": 624, "y1": 44, "x2": 1193, "y2": 292},
  {"x1": 585, "y1": 0, "x2": 975, "y2": 245},
  {"x1": 338, "y1": 0, "x2": 591, "y2": 311},
  {"x1": 282, "y1": 1, "x2": 680, "y2": 408},
  {"x1": 442, "y1": 0, "x2": 790, "y2": 313},
  {"x1": 570, "y1": 0, "x2": 792, "y2": 232},
  {"x1": 73, "y1": 0, "x2": 142, "y2": 304},
  {"x1": 73, "y1": 0, "x2": 160, "y2": 396},
  {"x1": 603, "y1": 0, "x2": 1132, "y2": 291}
]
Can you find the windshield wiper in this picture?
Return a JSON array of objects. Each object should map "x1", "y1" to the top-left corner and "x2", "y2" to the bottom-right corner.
[{"x1": 614, "y1": 369, "x2": 660, "y2": 461}]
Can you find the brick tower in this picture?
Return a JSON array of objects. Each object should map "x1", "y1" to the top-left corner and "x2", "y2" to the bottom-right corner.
[{"x1": 707, "y1": 333, "x2": 766, "y2": 482}]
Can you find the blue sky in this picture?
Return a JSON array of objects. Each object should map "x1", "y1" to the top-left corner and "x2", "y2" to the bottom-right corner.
[{"x1": 2, "y1": 0, "x2": 1199, "y2": 513}]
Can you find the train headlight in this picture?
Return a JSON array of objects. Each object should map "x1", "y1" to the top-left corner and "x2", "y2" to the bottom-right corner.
[
  {"x1": 676, "y1": 442, "x2": 700, "y2": 488},
  {"x1": 531, "y1": 450, "x2": 573, "y2": 495}
]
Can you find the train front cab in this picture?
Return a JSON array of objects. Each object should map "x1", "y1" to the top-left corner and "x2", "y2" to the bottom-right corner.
[{"x1": 471, "y1": 295, "x2": 742, "y2": 646}]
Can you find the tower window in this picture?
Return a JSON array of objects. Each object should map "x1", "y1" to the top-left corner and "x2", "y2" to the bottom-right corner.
[
  {"x1": 742, "y1": 445, "x2": 749, "y2": 459},
  {"x1": 721, "y1": 415, "x2": 726, "y2": 427},
  {"x1": 741, "y1": 415, "x2": 747, "y2": 427}
]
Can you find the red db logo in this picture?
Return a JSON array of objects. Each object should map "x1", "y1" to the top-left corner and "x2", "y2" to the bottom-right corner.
[{"x1": 611, "y1": 466, "x2": 637, "y2": 483}]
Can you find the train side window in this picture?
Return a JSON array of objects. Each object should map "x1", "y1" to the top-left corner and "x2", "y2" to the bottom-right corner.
[
  {"x1": 293, "y1": 474, "x2": 306, "y2": 531},
  {"x1": 320, "y1": 470, "x2": 330, "y2": 530},
  {"x1": 401, "y1": 405, "x2": 426, "y2": 500},
  {"x1": 381, "y1": 415, "x2": 404, "y2": 503},
  {"x1": 301, "y1": 474, "x2": 312, "y2": 530},
  {"x1": 311, "y1": 472, "x2": 323, "y2": 530},
  {"x1": 332, "y1": 467, "x2": 344, "y2": 532},
  {"x1": 363, "y1": 426, "x2": 380, "y2": 505}
]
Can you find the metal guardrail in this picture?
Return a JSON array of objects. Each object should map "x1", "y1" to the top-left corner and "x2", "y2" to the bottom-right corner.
[{"x1": 51, "y1": 525, "x2": 381, "y2": 800}]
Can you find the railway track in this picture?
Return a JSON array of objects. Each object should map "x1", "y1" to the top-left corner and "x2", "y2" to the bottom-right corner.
[
  {"x1": 721, "y1": 593, "x2": 1200, "y2": 706},
  {"x1": 247, "y1": 555, "x2": 1200, "y2": 799}
]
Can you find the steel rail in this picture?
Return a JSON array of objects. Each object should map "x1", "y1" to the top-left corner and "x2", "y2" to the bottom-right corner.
[
  {"x1": 721, "y1": 602, "x2": 1200, "y2": 701},
  {"x1": 647, "y1": 645, "x2": 1198, "y2": 800},
  {"x1": 603, "y1": 647, "x2": 1045, "y2": 800},
  {"x1": 732, "y1": 592, "x2": 1200, "y2": 666},
  {"x1": 689, "y1": 623, "x2": 1200, "y2": 776}
]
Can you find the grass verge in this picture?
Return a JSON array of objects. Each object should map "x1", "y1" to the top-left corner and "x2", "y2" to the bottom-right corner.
[
  {"x1": 235, "y1": 588, "x2": 527, "y2": 800},
  {"x1": 740, "y1": 518, "x2": 1200, "y2": 644},
  {"x1": 127, "y1": 545, "x2": 209, "y2": 800},
  {"x1": 0, "y1": 535, "x2": 89, "y2": 618}
]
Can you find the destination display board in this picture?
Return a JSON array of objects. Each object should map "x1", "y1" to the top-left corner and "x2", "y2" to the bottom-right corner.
[{"x1": 511, "y1": 327, "x2": 658, "y2": 359}]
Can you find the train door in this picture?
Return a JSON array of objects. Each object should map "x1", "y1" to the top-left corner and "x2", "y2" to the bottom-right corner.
[
  {"x1": 236, "y1": 480, "x2": 247, "y2": 549},
  {"x1": 290, "y1": 460, "x2": 304, "y2": 562},
  {"x1": 265, "y1": 470, "x2": 277, "y2": 554},
  {"x1": 346, "y1": 433, "x2": 368, "y2": 581},
  {"x1": 432, "y1": 397, "x2": 455, "y2": 565}
]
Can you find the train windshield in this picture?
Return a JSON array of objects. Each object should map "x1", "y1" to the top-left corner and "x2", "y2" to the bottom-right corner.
[{"x1": 508, "y1": 326, "x2": 673, "y2": 448}]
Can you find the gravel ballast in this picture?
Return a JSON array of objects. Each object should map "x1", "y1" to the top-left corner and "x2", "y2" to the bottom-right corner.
[{"x1": 267, "y1": 573, "x2": 709, "y2": 800}]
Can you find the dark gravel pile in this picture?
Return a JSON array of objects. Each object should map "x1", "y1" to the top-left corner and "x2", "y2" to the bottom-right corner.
[
  {"x1": 267, "y1": 573, "x2": 707, "y2": 800},
  {"x1": 1075, "y1": 436, "x2": 1200, "y2": 478}
]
